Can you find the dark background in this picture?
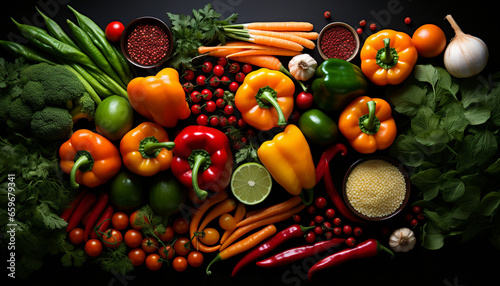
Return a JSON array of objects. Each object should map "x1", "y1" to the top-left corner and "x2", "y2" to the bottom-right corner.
[{"x1": 1, "y1": 0, "x2": 499, "y2": 285}]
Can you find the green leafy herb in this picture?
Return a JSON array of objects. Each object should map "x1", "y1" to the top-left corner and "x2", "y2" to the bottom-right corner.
[
  {"x1": 97, "y1": 244, "x2": 134, "y2": 275},
  {"x1": 387, "y1": 64, "x2": 500, "y2": 250}
]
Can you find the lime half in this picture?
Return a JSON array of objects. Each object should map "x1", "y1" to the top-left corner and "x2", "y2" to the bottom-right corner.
[{"x1": 231, "y1": 162, "x2": 273, "y2": 205}]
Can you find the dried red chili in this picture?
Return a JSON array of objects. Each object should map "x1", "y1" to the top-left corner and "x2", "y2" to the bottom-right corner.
[
  {"x1": 126, "y1": 23, "x2": 169, "y2": 66},
  {"x1": 320, "y1": 26, "x2": 357, "y2": 60}
]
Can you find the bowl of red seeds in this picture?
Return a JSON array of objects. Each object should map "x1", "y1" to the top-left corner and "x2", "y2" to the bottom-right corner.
[
  {"x1": 121, "y1": 17, "x2": 173, "y2": 69},
  {"x1": 317, "y1": 22, "x2": 360, "y2": 61}
]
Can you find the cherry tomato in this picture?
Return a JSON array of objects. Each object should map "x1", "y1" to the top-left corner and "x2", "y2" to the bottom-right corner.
[
  {"x1": 307, "y1": 205, "x2": 316, "y2": 214},
  {"x1": 404, "y1": 17, "x2": 411, "y2": 25},
  {"x1": 85, "y1": 239, "x2": 103, "y2": 257},
  {"x1": 190, "y1": 90, "x2": 202, "y2": 103},
  {"x1": 105, "y1": 21, "x2": 125, "y2": 42},
  {"x1": 124, "y1": 229, "x2": 143, "y2": 248},
  {"x1": 314, "y1": 197, "x2": 327, "y2": 209},
  {"x1": 173, "y1": 217, "x2": 190, "y2": 235},
  {"x1": 156, "y1": 225, "x2": 175, "y2": 242},
  {"x1": 325, "y1": 231, "x2": 333, "y2": 240},
  {"x1": 204, "y1": 101, "x2": 217, "y2": 113},
  {"x1": 213, "y1": 65, "x2": 225, "y2": 77},
  {"x1": 224, "y1": 105, "x2": 234, "y2": 115},
  {"x1": 183, "y1": 70, "x2": 195, "y2": 81},
  {"x1": 314, "y1": 226, "x2": 323, "y2": 235},
  {"x1": 227, "y1": 115, "x2": 237, "y2": 125},
  {"x1": 235, "y1": 72, "x2": 245, "y2": 82},
  {"x1": 145, "y1": 253, "x2": 163, "y2": 271},
  {"x1": 292, "y1": 214, "x2": 301, "y2": 223},
  {"x1": 201, "y1": 89, "x2": 213, "y2": 100},
  {"x1": 214, "y1": 88, "x2": 225, "y2": 98},
  {"x1": 209, "y1": 116, "x2": 220, "y2": 126},
  {"x1": 333, "y1": 217, "x2": 342, "y2": 225},
  {"x1": 69, "y1": 228, "x2": 84, "y2": 245},
  {"x1": 187, "y1": 251, "x2": 204, "y2": 267},
  {"x1": 305, "y1": 231, "x2": 316, "y2": 244},
  {"x1": 173, "y1": 236, "x2": 191, "y2": 256},
  {"x1": 353, "y1": 227, "x2": 363, "y2": 236},
  {"x1": 196, "y1": 75, "x2": 207, "y2": 85},
  {"x1": 191, "y1": 104, "x2": 202, "y2": 115},
  {"x1": 129, "y1": 210, "x2": 148, "y2": 230},
  {"x1": 183, "y1": 82, "x2": 195, "y2": 93},
  {"x1": 217, "y1": 57, "x2": 227, "y2": 66},
  {"x1": 229, "y1": 82, "x2": 239, "y2": 92},
  {"x1": 209, "y1": 76, "x2": 220, "y2": 87},
  {"x1": 356, "y1": 28, "x2": 363, "y2": 35},
  {"x1": 228, "y1": 62, "x2": 240, "y2": 73},
  {"x1": 220, "y1": 76, "x2": 230, "y2": 84},
  {"x1": 343, "y1": 225, "x2": 352, "y2": 235},
  {"x1": 346, "y1": 237, "x2": 356, "y2": 247},
  {"x1": 200, "y1": 228, "x2": 220, "y2": 245},
  {"x1": 142, "y1": 237, "x2": 159, "y2": 253},
  {"x1": 324, "y1": 11, "x2": 331, "y2": 19},
  {"x1": 216, "y1": 98, "x2": 226, "y2": 108},
  {"x1": 333, "y1": 227, "x2": 342, "y2": 235},
  {"x1": 412, "y1": 24, "x2": 446, "y2": 58},
  {"x1": 102, "y1": 228, "x2": 123, "y2": 248},
  {"x1": 128, "y1": 248, "x2": 146, "y2": 266},
  {"x1": 197, "y1": 114, "x2": 209, "y2": 126},
  {"x1": 172, "y1": 256, "x2": 188, "y2": 272},
  {"x1": 237, "y1": 118, "x2": 246, "y2": 128},
  {"x1": 219, "y1": 116, "x2": 228, "y2": 127},
  {"x1": 202, "y1": 61, "x2": 213, "y2": 73},
  {"x1": 296, "y1": 92, "x2": 314, "y2": 109},
  {"x1": 159, "y1": 245, "x2": 175, "y2": 260},
  {"x1": 323, "y1": 221, "x2": 331, "y2": 229},
  {"x1": 325, "y1": 208, "x2": 335, "y2": 218},
  {"x1": 111, "y1": 212, "x2": 129, "y2": 230},
  {"x1": 241, "y1": 64, "x2": 252, "y2": 74},
  {"x1": 219, "y1": 214, "x2": 236, "y2": 231},
  {"x1": 359, "y1": 20, "x2": 367, "y2": 27},
  {"x1": 314, "y1": 215, "x2": 324, "y2": 224}
]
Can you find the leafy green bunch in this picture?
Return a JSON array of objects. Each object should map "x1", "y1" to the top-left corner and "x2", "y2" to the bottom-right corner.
[{"x1": 387, "y1": 65, "x2": 500, "y2": 250}]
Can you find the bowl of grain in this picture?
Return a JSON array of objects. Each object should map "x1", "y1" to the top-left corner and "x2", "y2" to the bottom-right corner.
[{"x1": 342, "y1": 156, "x2": 410, "y2": 221}]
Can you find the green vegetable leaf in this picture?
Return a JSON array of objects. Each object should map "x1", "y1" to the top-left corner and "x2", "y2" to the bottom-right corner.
[
  {"x1": 441, "y1": 178, "x2": 465, "y2": 202},
  {"x1": 451, "y1": 186, "x2": 480, "y2": 220},
  {"x1": 33, "y1": 202, "x2": 68, "y2": 230},
  {"x1": 421, "y1": 221, "x2": 445, "y2": 250},
  {"x1": 411, "y1": 169, "x2": 441, "y2": 200},
  {"x1": 464, "y1": 104, "x2": 491, "y2": 125},
  {"x1": 387, "y1": 85, "x2": 426, "y2": 116},
  {"x1": 389, "y1": 134, "x2": 427, "y2": 167},
  {"x1": 485, "y1": 158, "x2": 500, "y2": 174},
  {"x1": 98, "y1": 244, "x2": 134, "y2": 275},
  {"x1": 480, "y1": 191, "x2": 500, "y2": 216}
]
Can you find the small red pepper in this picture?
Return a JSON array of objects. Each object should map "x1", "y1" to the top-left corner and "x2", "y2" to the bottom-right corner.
[
  {"x1": 308, "y1": 239, "x2": 393, "y2": 281},
  {"x1": 315, "y1": 143, "x2": 348, "y2": 184},
  {"x1": 83, "y1": 192, "x2": 109, "y2": 241},
  {"x1": 66, "y1": 192, "x2": 96, "y2": 232},
  {"x1": 90, "y1": 205, "x2": 114, "y2": 239},
  {"x1": 256, "y1": 238, "x2": 345, "y2": 268},
  {"x1": 60, "y1": 189, "x2": 88, "y2": 222},
  {"x1": 231, "y1": 224, "x2": 315, "y2": 277}
]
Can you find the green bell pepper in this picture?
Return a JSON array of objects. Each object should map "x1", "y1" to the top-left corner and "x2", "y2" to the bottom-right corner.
[
  {"x1": 312, "y1": 58, "x2": 368, "y2": 112},
  {"x1": 149, "y1": 172, "x2": 186, "y2": 218},
  {"x1": 298, "y1": 109, "x2": 338, "y2": 146}
]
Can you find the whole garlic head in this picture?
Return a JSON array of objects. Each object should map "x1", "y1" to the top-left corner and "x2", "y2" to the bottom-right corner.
[
  {"x1": 389, "y1": 227, "x2": 416, "y2": 252},
  {"x1": 288, "y1": 54, "x2": 317, "y2": 81}
]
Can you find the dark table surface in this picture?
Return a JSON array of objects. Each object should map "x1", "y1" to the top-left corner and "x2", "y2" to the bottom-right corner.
[{"x1": 2, "y1": 0, "x2": 499, "y2": 285}]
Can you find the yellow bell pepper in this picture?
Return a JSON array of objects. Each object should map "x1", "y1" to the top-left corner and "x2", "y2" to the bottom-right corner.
[
  {"x1": 257, "y1": 124, "x2": 316, "y2": 204},
  {"x1": 127, "y1": 68, "x2": 190, "y2": 128}
]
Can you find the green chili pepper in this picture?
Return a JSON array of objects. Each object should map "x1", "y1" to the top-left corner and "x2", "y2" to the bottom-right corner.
[
  {"x1": 85, "y1": 66, "x2": 128, "y2": 99},
  {"x1": 36, "y1": 7, "x2": 79, "y2": 49},
  {"x1": 68, "y1": 63, "x2": 114, "y2": 98},
  {"x1": 0, "y1": 40, "x2": 57, "y2": 65},
  {"x1": 66, "y1": 19, "x2": 125, "y2": 88},
  {"x1": 64, "y1": 64, "x2": 101, "y2": 104},
  {"x1": 67, "y1": 6, "x2": 131, "y2": 85}
]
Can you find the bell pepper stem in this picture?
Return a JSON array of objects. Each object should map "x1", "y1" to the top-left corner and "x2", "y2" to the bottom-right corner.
[
  {"x1": 256, "y1": 86, "x2": 287, "y2": 127},
  {"x1": 380, "y1": 38, "x2": 393, "y2": 64},
  {"x1": 363, "y1": 101, "x2": 377, "y2": 130},
  {"x1": 143, "y1": 142, "x2": 175, "y2": 155},
  {"x1": 70, "y1": 155, "x2": 90, "y2": 189},
  {"x1": 190, "y1": 154, "x2": 209, "y2": 200},
  {"x1": 299, "y1": 188, "x2": 314, "y2": 206}
]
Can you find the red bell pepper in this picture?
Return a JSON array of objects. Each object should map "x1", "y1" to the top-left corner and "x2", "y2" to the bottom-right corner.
[{"x1": 171, "y1": 126, "x2": 233, "y2": 200}]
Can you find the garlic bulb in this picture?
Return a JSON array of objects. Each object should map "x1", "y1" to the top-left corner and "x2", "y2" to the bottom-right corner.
[
  {"x1": 444, "y1": 14, "x2": 488, "y2": 78},
  {"x1": 388, "y1": 227, "x2": 416, "y2": 252},
  {"x1": 288, "y1": 54, "x2": 317, "y2": 81}
]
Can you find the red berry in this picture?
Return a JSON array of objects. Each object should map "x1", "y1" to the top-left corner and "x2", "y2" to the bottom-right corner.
[
  {"x1": 292, "y1": 214, "x2": 301, "y2": 223},
  {"x1": 417, "y1": 213, "x2": 425, "y2": 220},
  {"x1": 325, "y1": 208, "x2": 335, "y2": 219},
  {"x1": 201, "y1": 89, "x2": 213, "y2": 100},
  {"x1": 305, "y1": 231, "x2": 316, "y2": 244},
  {"x1": 404, "y1": 17, "x2": 411, "y2": 25},
  {"x1": 235, "y1": 72, "x2": 245, "y2": 82},
  {"x1": 213, "y1": 65, "x2": 225, "y2": 77},
  {"x1": 314, "y1": 215, "x2": 324, "y2": 224},
  {"x1": 333, "y1": 217, "x2": 341, "y2": 226},
  {"x1": 183, "y1": 70, "x2": 195, "y2": 81},
  {"x1": 369, "y1": 23, "x2": 377, "y2": 30},
  {"x1": 217, "y1": 57, "x2": 227, "y2": 66},
  {"x1": 333, "y1": 227, "x2": 342, "y2": 236},
  {"x1": 411, "y1": 219, "x2": 418, "y2": 227},
  {"x1": 240, "y1": 136, "x2": 248, "y2": 144},
  {"x1": 412, "y1": 206, "x2": 422, "y2": 214},
  {"x1": 242, "y1": 64, "x2": 252, "y2": 74},
  {"x1": 314, "y1": 226, "x2": 323, "y2": 235},
  {"x1": 325, "y1": 231, "x2": 333, "y2": 240},
  {"x1": 353, "y1": 227, "x2": 363, "y2": 236},
  {"x1": 196, "y1": 75, "x2": 206, "y2": 85},
  {"x1": 296, "y1": 92, "x2": 314, "y2": 109},
  {"x1": 224, "y1": 105, "x2": 234, "y2": 115},
  {"x1": 314, "y1": 197, "x2": 327, "y2": 209},
  {"x1": 204, "y1": 101, "x2": 216, "y2": 113},
  {"x1": 343, "y1": 225, "x2": 352, "y2": 235},
  {"x1": 196, "y1": 114, "x2": 208, "y2": 125},
  {"x1": 309, "y1": 220, "x2": 316, "y2": 226},
  {"x1": 356, "y1": 28, "x2": 363, "y2": 35},
  {"x1": 190, "y1": 91, "x2": 201, "y2": 103},
  {"x1": 346, "y1": 237, "x2": 356, "y2": 247},
  {"x1": 324, "y1": 11, "x2": 331, "y2": 19},
  {"x1": 228, "y1": 62, "x2": 240, "y2": 73},
  {"x1": 229, "y1": 82, "x2": 239, "y2": 92},
  {"x1": 322, "y1": 222, "x2": 331, "y2": 229},
  {"x1": 359, "y1": 20, "x2": 366, "y2": 27},
  {"x1": 202, "y1": 61, "x2": 213, "y2": 73}
]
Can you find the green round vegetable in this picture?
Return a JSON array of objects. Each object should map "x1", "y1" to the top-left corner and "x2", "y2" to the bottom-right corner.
[
  {"x1": 110, "y1": 171, "x2": 144, "y2": 210},
  {"x1": 298, "y1": 109, "x2": 338, "y2": 145},
  {"x1": 95, "y1": 95, "x2": 133, "y2": 141},
  {"x1": 149, "y1": 173, "x2": 186, "y2": 217}
]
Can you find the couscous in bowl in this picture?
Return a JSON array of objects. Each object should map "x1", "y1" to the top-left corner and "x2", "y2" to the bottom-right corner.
[{"x1": 342, "y1": 156, "x2": 410, "y2": 221}]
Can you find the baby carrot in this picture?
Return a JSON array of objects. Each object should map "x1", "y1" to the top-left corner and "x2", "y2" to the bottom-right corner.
[
  {"x1": 246, "y1": 29, "x2": 316, "y2": 49},
  {"x1": 237, "y1": 196, "x2": 302, "y2": 228},
  {"x1": 220, "y1": 203, "x2": 306, "y2": 251},
  {"x1": 226, "y1": 48, "x2": 301, "y2": 58},
  {"x1": 246, "y1": 34, "x2": 304, "y2": 51},
  {"x1": 227, "y1": 22, "x2": 314, "y2": 31},
  {"x1": 198, "y1": 198, "x2": 237, "y2": 232},
  {"x1": 282, "y1": 31, "x2": 319, "y2": 40},
  {"x1": 206, "y1": 224, "x2": 277, "y2": 275},
  {"x1": 220, "y1": 202, "x2": 246, "y2": 244}
]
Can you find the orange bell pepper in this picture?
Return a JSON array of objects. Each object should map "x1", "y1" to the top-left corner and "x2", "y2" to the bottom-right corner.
[
  {"x1": 120, "y1": 122, "x2": 175, "y2": 177},
  {"x1": 59, "y1": 129, "x2": 122, "y2": 188},
  {"x1": 234, "y1": 68, "x2": 294, "y2": 131},
  {"x1": 127, "y1": 68, "x2": 190, "y2": 128},
  {"x1": 360, "y1": 29, "x2": 418, "y2": 86},
  {"x1": 338, "y1": 96, "x2": 397, "y2": 154}
]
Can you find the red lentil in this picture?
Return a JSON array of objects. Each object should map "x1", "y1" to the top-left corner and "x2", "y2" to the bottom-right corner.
[
  {"x1": 320, "y1": 26, "x2": 356, "y2": 60},
  {"x1": 126, "y1": 23, "x2": 169, "y2": 66}
]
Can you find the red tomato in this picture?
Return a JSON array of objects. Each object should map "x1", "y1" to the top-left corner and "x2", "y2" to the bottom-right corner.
[
  {"x1": 173, "y1": 236, "x2": 191, "y2": 256},
  {"x1": 124, "y1": 229, "x2": 143, "y2": 248},
  {"x1": 69, "y1": 228, "x2": 84, "y2": 245},
  {"x1": 129, "y1": 211, "x2": 148, "y2": 230},
  {"x1": 173, "y1": 217, "x2": 190, "y2": 234},
  {"x1": 85, "y1": 239, "x2": 103, "y2": 257},
  {"x1": 412, "y1": 24, "x2": 447, "y2": 58},
  {"x1": 102, "y1": 228, "x2": 123, "y2": 249},
  {"x1": 142, "y1": 237, "x2": 159, "y2": 253},
  {"x1": 128, "y1": 248, "x2": 146, "y2": 266},
  {"x1": 199, "y1": 228, "x2": 220, "y2": 245},
  {"x1": 159, "y1": 245, "x2": 175, "y2": 260},
  {"x1": 105, "y1": 21, "x2": 125, "y2": 42},
  {"x1": 111, "y1": 212, "x2": 129, "y2": 230},
  {"x1": 172, "y1": 256, "x2": 188, "y2": 272},
  {"x1": 145, "y1": 253, "x2": 163, "y2": 271},
  {"x1": 155, "y1": 225, "x2": 175, "y2": 242},
  {"x1": 187, "y1": 251, "x2": 204, "y2": 267}
]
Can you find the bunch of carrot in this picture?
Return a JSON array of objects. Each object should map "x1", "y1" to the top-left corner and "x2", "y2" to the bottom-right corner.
[{"x1": 197, "y1": 21, "x2": 318, "y2": 77}]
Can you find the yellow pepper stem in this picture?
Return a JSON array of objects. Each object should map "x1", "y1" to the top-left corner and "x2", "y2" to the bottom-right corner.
[
  {"x1": 359, "y1": 100, "x2": 381, "y2": 135},
  {"x1": 139, "y1": 136, "x2": 175, "y2": 158},
  {"x1": 255, "y1": 85, "x2": 287, "y2": 127},
  {"x1": 376, "y1": 38, "x2": 399, "y2": 69}
]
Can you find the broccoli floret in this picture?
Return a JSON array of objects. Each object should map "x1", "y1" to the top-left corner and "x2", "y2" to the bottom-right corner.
[
  {"x1": 21, "y1": 81, "x2": 46, "y2": 110},
  {"x1": 20, "y1": 63, "x2": 86, "y2": 108},
  {"x1": 31, "y1": 107, "x2": 73, "y2": 141},
  {"x1": 7, "y1": 97, "x2": 33, "y2": 130},
  {"x1": 69, "y1": 92, "x2": 96, "y2": 122}
]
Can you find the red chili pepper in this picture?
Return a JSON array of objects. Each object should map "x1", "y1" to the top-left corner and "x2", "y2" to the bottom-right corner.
[
  {"x1": 308, "y1": 239, "x2": 393, "y2": 281},
  {"x1": 315, "y1": 143, "x2": 347, "y2": 184},
  {"x1": 256, "y1": 238, "x2": 345, "y2": 268},
  {"x1": 90, "y1": 205, "x2": 114, "y2": 239},
  {"x1": 66, "y1": 193, "x2": 96, "y2": 232},
  {"x1": 60, "y1": 189, "x2": 88, "y2": 222},
  {"x1": 83, "y1": 192, "x2": 109, "y2": 242},
  {"x1": 231, "y1": 224, "x2": 315, "y2": 276}
]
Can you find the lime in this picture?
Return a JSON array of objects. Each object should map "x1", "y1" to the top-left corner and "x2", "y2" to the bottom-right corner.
[{"x1": 231, "y1": 162, "x2": 273, "y2": 205}]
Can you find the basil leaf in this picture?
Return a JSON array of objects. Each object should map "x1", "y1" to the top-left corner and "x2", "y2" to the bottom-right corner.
[
  {"x1": 464, "y1": 103, "x2": 491, "y2": 125},
  {"x1": 441, "y1": 178, "x2": 465, "y2": 202},
  {"x1": 414, "y1": 64, "x2": 439, "y2": 87},
  {"x1": 411, "y1": 168, "x2": 441, "y2": 200},
  {"x1": 422, "y1": 222, "x2": 445, "y2": 250},
  {"x1": 387, "y1": 84, "x2": 426, "y2": 117},
  {"x1": 480, "y1": 191, "x2": 500, "y2": 216}
]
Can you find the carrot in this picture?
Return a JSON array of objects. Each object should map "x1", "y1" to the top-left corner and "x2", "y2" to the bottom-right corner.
[
  {"x1": 206, "y1": 224, "x2": 277, "y2": 275},
  {"x1": 204, "y1": 48, "x2": 247, "y2": 58},
  {"x1": 220, "y1": 202, "x2": 246, "y2": 244},
  {"x1": 243, "y1": 34, "x2": 304, "y2": 51},
  {"x1": 282, "y1": 31, "x2": 319, "y2": 40},
  {"x1": 226, "y1": 48, "x2": 301, "y2": 58},
  {"x1": 236, "y1": 196, "x2": 302, "y2": 228},
  {"x1": 220, "y1": 204, "x2": 306, "y2": 251},
  {"x1": 246, "y1": 29, "x2": 316, "y2": 49},
  {"x1": 198, "y1": 198, "x2": 237, "y2": 232},
  {"x1": 189, "y1": 190, "x2": 228, "y2": 253},
  {"x1": 226, "y1": 22, "x2": 314, "y2": 31},
  {"x1": 198, "y1": 45, "x2": 269, "y2": 54}
]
